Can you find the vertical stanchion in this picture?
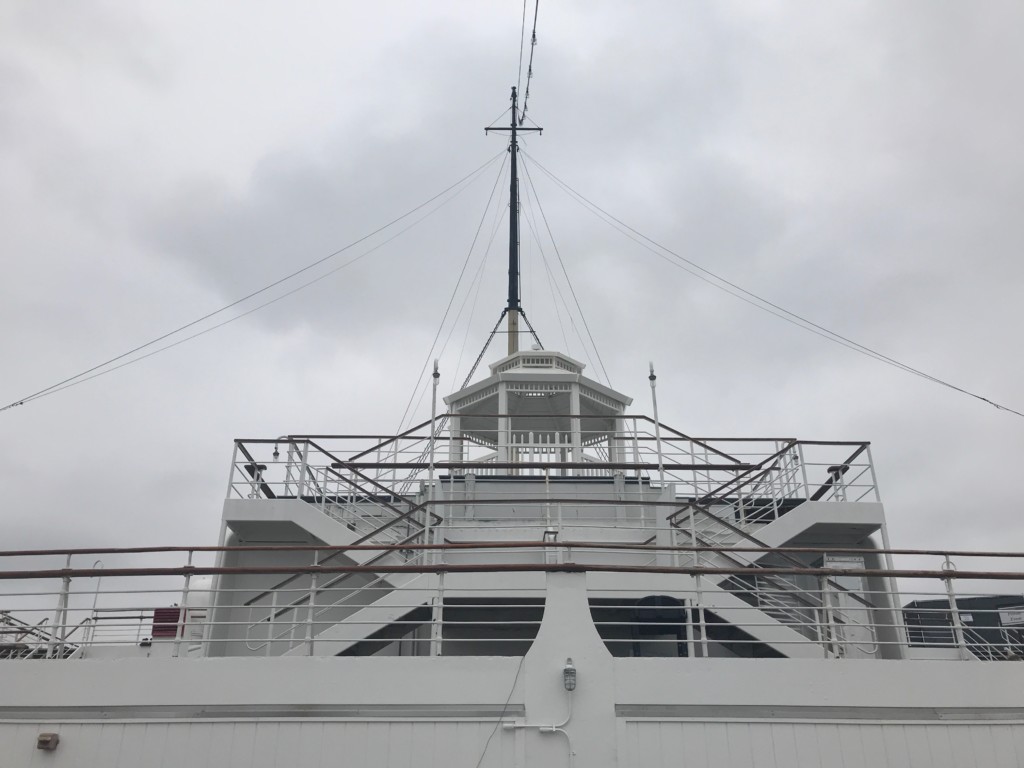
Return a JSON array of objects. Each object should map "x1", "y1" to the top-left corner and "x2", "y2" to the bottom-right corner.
[
  {"x1": 820, "y1": 574, "x2": 840, "y2": 658},
  {"x1": 297, "y1": 441, "x2": 310, "y2": 499},
  {"x1": 797, "y1": 443, "x2": 809, "y2": 499},
  {"x1": 306, "y1": 550, "x2": 319, "y2": 656},
  {"x1": 266, "y1": 588, "x2": 278, "y2": 657},
  {"x1": 689, "y1": 505, "x2": 699, "y2": 569},
  {"x1": 225, "y1": 442, "x2": 240, "y2": 499},
  {"x1": 426, "y1": 361, "x2": 440, "y2": 564},
  {"x1": 284, "y1": 441, "x2": 297, "y2": 497},
  {"x1": 695, "y1": 574, "x2": 708, "y2": 658},
  {"x1": 173, "y1": 550, "x2": 194, "y2": 658},
  {"x1": 49, "y1": 554, "x2": 72, "y2": 659},
  {"x1": 648, "y1": 363, "x2": 666, "y2": 488},
  {"x1": 943, "y1": 557, "x2": 971, "y2": 661},
  {"x1": 871, "y1": 444, "x2": 906, "y2": 658},
  {"x1": 430, "y1": 572, "x2": 445, "y2": 656}
]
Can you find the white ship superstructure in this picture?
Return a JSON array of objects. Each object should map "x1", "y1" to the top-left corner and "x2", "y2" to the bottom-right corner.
[
  {"x1": 2, "y1": 85, "x2": 1023, "y2": 768},
  {"x1": 2, "y1": 348, "x2": 1023, "y2": 766}
]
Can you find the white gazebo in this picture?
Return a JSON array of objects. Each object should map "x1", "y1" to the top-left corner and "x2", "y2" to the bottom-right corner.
[{"x1": 444, "y1": 350, "x2": 633, "y2": 474}]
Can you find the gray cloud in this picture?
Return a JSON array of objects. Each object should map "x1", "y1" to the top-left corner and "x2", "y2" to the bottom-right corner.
[{"x1": 1, "y1": 1, "x2": 1022, "y2": 573}]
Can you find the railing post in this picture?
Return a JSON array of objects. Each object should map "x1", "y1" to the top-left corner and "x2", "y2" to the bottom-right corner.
[
  {"x1": 685, "y1": 596, "x2": 695, "y2": 659},
  {"x1": 284, "y1": 441, "x2": 297, "y2": 497},
  {"x1": 648, "y1": 363, "x2": 666, "y2": 487},
  {"x1": 425, "y1": 361, "x2": 440, "y2": 563},
  {"x1": 832, "y1": 465, "x2": 848, "y2": 501},
  {"x1": 430, "y1": 572, "x2": 445, "y2": 656},
  {"x1": 90, "y1": 559, "x2": 104, "y2": 625},
  {"x1": 306, "y1": 550, "x2": 319, "y2": 656},
  {"x1": 689, "y1": 505, "x2": 699, "y2": 569},
  {"x1": 225, "y1": 442, "x2": 240, "y2": 499},
  {"x1": 865, "y1": 444, "x2": 881, "y2": 503},
  {"x1": 48, "y1": 554, "x2": 72, "y2": 659},
  {"x1": 820, "y1": 575, "x2": 839, "y2": 658},
  {"x1": 631, "y1": 418, "x2": 641, "y2": 479},
  {"x1": 173, "y1": 550, "x2": 194, "y2": 658},
  {"x1": 695, "y1": 574, "x2": 708, "y2": 658},
  {"x1": 266, "y1": 588, "x2": 278, "y2": 657},
  {"x1": 943, "y1": 557, "x2": 971, "y2": 660},
  {"x1": 797, "y1": 443, "x2": 809, "y2": 499},
  {"x1": 297, "y1": 441, "x2": 310, "y2": 499},
  {"x1": 319, "y1": 467, "x2": 329, "y2": 513},
  {"x1": 248, "y1": 465, "x2": 261, "y2": 499}
]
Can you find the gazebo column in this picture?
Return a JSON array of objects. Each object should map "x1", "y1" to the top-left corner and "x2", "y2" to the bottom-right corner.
[
  {"x1": 497, "y1": 386, "x2": 510, "y2": 463},
  {"x1": 449, "y1": 415, "x2": 463, "y2": 464},
  {"x1": 570, "y1": 385, "x2": 583, "y2": 470},
  {"x1": 610, "y1": 415, "x2": 626, "y2": 465}
]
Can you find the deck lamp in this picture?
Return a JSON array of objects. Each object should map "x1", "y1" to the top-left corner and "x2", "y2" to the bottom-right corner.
[{"x1": 563, "y1": 658, "x2": 577, "y2": 692}]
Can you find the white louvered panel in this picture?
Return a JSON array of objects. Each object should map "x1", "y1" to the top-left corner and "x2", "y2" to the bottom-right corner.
[
  {"x1": 620, "y1": 720, "x2": 1024, "y2": 768},
  {"x1": 0, "y1": 720, "x2": 523, "y2": 768}
]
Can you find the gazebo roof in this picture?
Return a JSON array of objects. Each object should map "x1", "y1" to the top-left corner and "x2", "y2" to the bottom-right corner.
[{"x1": 444, "y1": 350, "x2": 633, "y2": 411}]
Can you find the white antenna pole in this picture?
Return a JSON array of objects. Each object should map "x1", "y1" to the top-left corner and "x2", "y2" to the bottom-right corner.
[
  {"x1": 425, "y1": 361, "x2": 440, "y2": 562},
  {"x1": 649, "y1": 362, "x2": 666, "y2": 487}
]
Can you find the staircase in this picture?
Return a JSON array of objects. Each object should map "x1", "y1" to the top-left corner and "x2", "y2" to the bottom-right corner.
[
  {"x1": 672, "y1": 502, "x2": 877, "y2": 658},
  {"x1": 0, "y1": 613, "x2": 78, "y2": 660}
]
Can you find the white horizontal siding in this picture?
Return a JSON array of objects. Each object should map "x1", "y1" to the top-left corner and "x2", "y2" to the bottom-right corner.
[
  {"x1": 620, "y1": 720, "x2": 1024, "y2": 768},
  {"x1": 0, "y1": 720, "x2": 522, "y2": 768}
]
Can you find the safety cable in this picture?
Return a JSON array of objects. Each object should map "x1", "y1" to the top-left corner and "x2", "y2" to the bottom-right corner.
[
  {"x1": 395, "y1": 153, "x2": 510, "y2": 433},
  {"x1": 520, "y1": 156, "x2": 611, "y2": 385},
  {"x1": 524, "y1": 151, "x2": 1024, "y2": 419},
  {"x1": 519, "y1": 0, "x2": 541, "y2": 123},
  {"x1": 1, "y1": 152, "x2": 506, "y2": 414}
]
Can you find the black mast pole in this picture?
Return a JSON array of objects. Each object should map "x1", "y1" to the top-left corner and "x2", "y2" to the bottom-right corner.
[
  {"x1": 485, "y1": 88, "x2": 541, "y2": 357},
  {"x1": 507, "y1": 86, "x2": 521, "y2": 355}
]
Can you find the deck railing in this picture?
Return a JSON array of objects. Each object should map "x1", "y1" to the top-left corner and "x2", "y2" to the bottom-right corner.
[
  {"x1": 1, "y1": 543, "x2": 1022, "y2": 662},
  {"x1": 227, "y1": 423, "x2": 877, "y2": 531}
]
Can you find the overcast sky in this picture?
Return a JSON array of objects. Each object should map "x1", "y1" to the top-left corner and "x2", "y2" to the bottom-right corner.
[{"x1": 2, "y1": 2, "x2": 1022, "y2": 575}]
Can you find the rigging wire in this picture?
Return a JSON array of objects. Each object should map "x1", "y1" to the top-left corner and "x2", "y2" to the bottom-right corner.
[
  {"x1": 520, "y1": 173, "x2": 577, "y2": 357},
  {"x1": 519, "y1": 0, "x2": 540, "y2": 124},
  {"x1": 460, "y1": 312, "x2": 507, "y2": 391},
  {"x1": 1, "y1": 151, "x2": 506, "y2": 414},
  {"x1": 12, "y1": 169, "x2": 490, "y2": 407},
  {"x1": 516, "y1": 0, "x2": 528, "y2": 97},
  {"x1": 411, "y1": 176, "x2": 510, "y2": 422},
  {"x1": 395, "y1": 153, "x2": 510, "y2": 433},
  {"x1": 452, "y1": 182, "x2": 511, "y2": 386},
  {"x1": 452, "y1": 236, "x2": 495, "y2": 388},
  {"x1": 524, "y1": 151, "x2": 1024, "y2": 420},
  {"x1": 519, "y1": 155, "x2": 611, "y2": 385},
  {"x1": 521, "y1": 158, "x2": 602, "y2": 377}
]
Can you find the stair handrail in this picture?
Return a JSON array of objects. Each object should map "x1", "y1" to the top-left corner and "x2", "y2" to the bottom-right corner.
[
  {"x1": 246, "y1": 554, "x2": 431, "y2": 652},
  {"x1": 667, "y1": 440, "x2": 872, "y2": 524},
  {"x1": 243, "y1": 530, "x2": 428, "y2": 647},
  {"x1": 0, "y1": 614, "x2": 55, "y2": 645},
  {"x1": 806, "y1": 444, "x2": 868, "y2": 501},
  {"x1": 240, "y1": 501, "x2": 436, "y2": 611},
  {"x1": 674, "y1": 501, "x2": 878, "y2": 612},
  {"x1": 676, "y1": 505, "x2": 822, "y2": 607},
  {"x1": 665, "y1": 442, "x2": 795, "y2": 525},
  {"x1": 674, "y1": 502, "x2": 879, "y2": 648}
]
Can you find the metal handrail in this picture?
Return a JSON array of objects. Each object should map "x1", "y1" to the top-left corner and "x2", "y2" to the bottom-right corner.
[{"x1": 672, "y1": 502, "x2": 877, "y2": 610}]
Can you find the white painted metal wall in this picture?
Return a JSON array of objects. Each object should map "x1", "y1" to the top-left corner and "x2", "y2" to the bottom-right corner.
[
  {"x1": 3, "y1": 573, "x2": 1023, "y2": 768},
  {"x1": 619, "y1": 720, "x2": 1024, "y2": 768},
  {"x1": 0, "y1": 720, "x2": 523, "y2": 768},
  {"x1": 4, "y1": 716, "x2": 1023, "y2": 768}
]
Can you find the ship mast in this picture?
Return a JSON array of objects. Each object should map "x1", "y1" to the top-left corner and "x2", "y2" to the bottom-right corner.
[{"x1": 487, "y1": 86, "x2": 542, "y2": 355}]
